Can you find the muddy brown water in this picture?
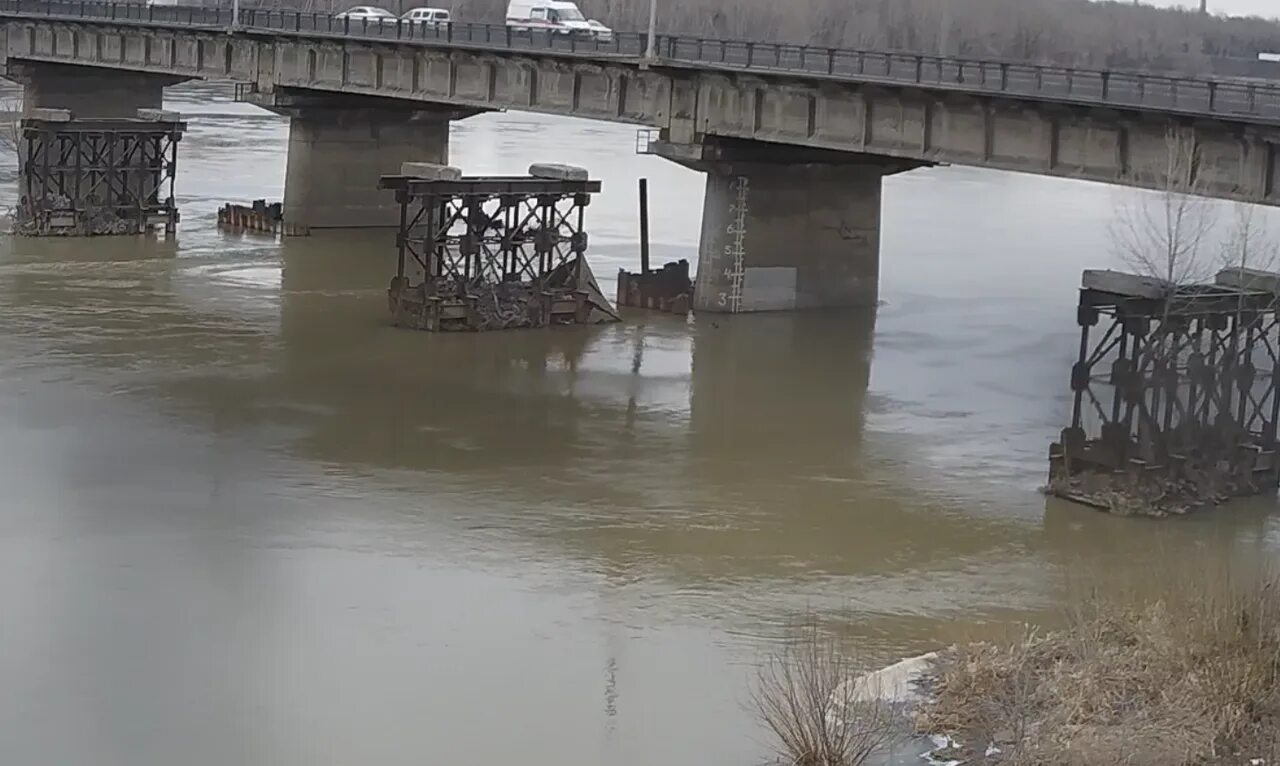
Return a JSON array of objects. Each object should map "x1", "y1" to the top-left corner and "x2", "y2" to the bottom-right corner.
[{"x1": 1, "y1": 81, "x2": 1279, "y2": 765}]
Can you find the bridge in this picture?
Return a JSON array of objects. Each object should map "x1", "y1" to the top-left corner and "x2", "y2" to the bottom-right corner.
[{"x1": 3, "y1": 0, "x2": 1280, "y2": 312}]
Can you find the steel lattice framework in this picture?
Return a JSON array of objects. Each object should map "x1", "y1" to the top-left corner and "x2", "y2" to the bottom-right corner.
[
  {"x1": 1050, "y1": 272, "x2": 1280, "y2": 504},
  {"x1": 384, "y1": 177, "x2": 598, "y2": 287},
  {"x1": 379, "y1": 174, "x2": 609, "y2": 331},
  {"x1": 18, "y1": 116, "x2": 185, "y2": 236}
]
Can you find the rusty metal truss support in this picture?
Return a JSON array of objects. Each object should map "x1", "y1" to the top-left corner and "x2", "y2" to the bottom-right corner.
[
  {"x1": 17, "y1": 115, "x2": 186, "y2": 236},
  {"x1": 1050, "y1": 269, "x2": 1280, "y2": 509},
  {"x1": 382, "y1": 176, "x2": 599, "y2": 287},
  {"x1": 378, "y1": 171, "x2": 619, "y2": 332}
]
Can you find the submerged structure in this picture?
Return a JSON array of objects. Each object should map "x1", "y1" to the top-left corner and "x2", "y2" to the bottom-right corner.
[
  {"x1": 616, "y1": 259, "x2": 694, "y2": 315},
  {"x1": 217, "y1": 199, "x2": 308, "y2": 237},
  {"x1": 16, "y1": 108, "x2": 185, "y2": 236},
  {"x1": 379, "y1": 163, "x2": 619, "y2": 332},
  {"x1": 1049, "y1": 269, "x2": 1280, "y2": 514}
]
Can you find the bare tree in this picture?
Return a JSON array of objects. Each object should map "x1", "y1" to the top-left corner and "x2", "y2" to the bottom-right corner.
[
  {"x1": 1220, "y1": 202, "x2": 1279, "y2": 282},
  {"x1": 1111, "y1": 128, "x2": 1218, "y2": 293},
  {"x1": 751, "y1": 621, "x2": 903, "y2": 766},
  {"x1": 0, "y1": 98, "x2": 21, "y2": 161}
]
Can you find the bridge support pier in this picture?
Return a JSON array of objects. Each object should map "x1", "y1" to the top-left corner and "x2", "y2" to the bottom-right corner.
[
  {"x1": 654, "y1": 139, "x2": 924, "y2": 313},
  {"x1": 10, "y1": 61, "x2": 179, "y2": 118},
  {"x1": 242, "y1": 90, "x2": 486, "y2": 231},
  {"x1": 695, "y1": 163, "x2": 885, "y2": 312},
  {"x1": 283, "y1": 108, "x2": 447, "y2": 229}
]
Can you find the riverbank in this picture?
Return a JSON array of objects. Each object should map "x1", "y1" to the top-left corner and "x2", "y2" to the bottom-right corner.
[{"x1": 914, "y1": 565, "x2": 1280, "y2": 766}]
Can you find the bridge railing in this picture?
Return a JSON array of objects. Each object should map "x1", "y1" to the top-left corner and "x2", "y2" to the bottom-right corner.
[{"x1": 3, "y1": 0, "x2": 1280, "y2": 122}]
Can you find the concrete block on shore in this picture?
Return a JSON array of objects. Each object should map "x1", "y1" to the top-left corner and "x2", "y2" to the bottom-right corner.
[
  {"x1": 1216, "y1": 267, "x2": 1280, "y2": 294},
  {"x1": 401, "y1": 162, "x2": 462, "y2": 181},
  {"x1": 26, "y1": 108, "x2": 72, "y2": 123},
  {"x1": 529, "y1": 163, "x2": 588, "y2": 181},
  {"x1": 1082, "y1": 269, "x2": 1170, "y2": 299},
  {"x1": 136, "y1": 108, "x2": 182, "y2": 122}
]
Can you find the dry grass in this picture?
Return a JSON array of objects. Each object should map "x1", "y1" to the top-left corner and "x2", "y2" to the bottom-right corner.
[
  {"x1": 751, "y1": 622, "x2": 904, "y2": 766},
  {"x1": 920, "y1": 562, "x2": 1280, "y2": 765}
]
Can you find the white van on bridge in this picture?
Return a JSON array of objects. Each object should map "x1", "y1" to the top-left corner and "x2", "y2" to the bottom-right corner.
[{"x1": 505, "y1": 0, "x2": 612, "y2": 41}]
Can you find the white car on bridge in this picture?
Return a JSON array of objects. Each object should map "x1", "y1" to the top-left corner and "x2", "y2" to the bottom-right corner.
[{"x1": 334, "y1": 6, "x2": 399, "y2": 26}]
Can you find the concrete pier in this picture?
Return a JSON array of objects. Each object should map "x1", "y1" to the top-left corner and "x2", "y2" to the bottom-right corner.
[
  {"x1": 11, "y1": 62, "x2": 179, "y2": 118},
  {"x1": 282, "y1": 107, "x2": 454, "y2": 230},
  {"x1": 693, "y1": 162, "x2": 889, "y2": 313},
  {"x1": 654, "y1": 139, "x2": 923, "y2": 313}
]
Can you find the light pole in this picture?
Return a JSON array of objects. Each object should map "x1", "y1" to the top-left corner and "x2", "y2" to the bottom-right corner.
[
  {"x1": 230, "y1": 0, "x2": 240, "y2": 31},
  {"x1": 645, "y1": 0, "x2": 657, "y2": 61},
  {"x1": 939, "y1": 0, "x2": 951, "y2": 57}
]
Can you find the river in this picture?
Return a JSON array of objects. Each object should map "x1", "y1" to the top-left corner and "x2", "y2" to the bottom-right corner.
[{"x1": 1, "y1": 80, "x2": 1278, "y2": 765}]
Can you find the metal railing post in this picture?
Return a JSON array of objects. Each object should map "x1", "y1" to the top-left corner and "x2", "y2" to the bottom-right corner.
[
  {"x1": 827, "y1": 48, "x2": 834, "y2": 75},
  {"x1": 745, "y1": 42, "x2": 753, "y2": 68},
  {"x1": 1101, "y1": 71, "x2": 1110, "y2": 100},
  {"x1": 999, "y1": 62, "x2": 1008, "y2": 90},
  {"x1": 1207, "y1": 82, "x2": 1217, "y2": 112}
]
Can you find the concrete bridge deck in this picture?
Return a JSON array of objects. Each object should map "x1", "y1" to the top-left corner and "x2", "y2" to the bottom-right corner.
[{"x1": 5, "y1": 0, "x2": 1280, "y2": 312}]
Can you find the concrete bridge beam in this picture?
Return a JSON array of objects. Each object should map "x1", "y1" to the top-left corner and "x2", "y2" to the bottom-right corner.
[{"x1": 10, "y1": 61, "x2": 182, "y2": 118}]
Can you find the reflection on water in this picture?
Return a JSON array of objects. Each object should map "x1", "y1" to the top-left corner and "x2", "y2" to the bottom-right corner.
[{"x1": 1, "y1": 80, "x2": 1279, "y2": 766}]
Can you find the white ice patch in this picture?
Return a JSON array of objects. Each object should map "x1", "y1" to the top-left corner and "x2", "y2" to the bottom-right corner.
[
  {"x1": 924, "y1": 734, "x2": 962, "y2": 766},
  {"x1": 832, "y1": 651, "x2": 939, "y2": 705}
]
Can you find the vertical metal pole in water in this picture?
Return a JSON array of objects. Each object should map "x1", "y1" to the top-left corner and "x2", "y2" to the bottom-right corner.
[
  {"x1": 638, "y1": 178, "x2": 650, "y2": 275},
  {"x1": 22, "y1": 130, "x2": 33, "y2": 225},
  {"x1": 396, "y1": 189, "x2": 407, "y2": 279}
]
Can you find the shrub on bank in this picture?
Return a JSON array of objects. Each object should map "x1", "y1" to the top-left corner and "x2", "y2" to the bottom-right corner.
[{"x1": 751, "y1": 622, "x2": 906, "y2": 766}]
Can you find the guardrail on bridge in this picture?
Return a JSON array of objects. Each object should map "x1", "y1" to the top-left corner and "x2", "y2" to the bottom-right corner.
[{"x1": 2, "y1": 0, "x2": 1280, "y2": 123}]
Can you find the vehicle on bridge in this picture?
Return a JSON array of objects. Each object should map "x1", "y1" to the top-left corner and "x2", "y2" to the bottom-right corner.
[
  {"x1": 400, "y1": 6, "x2": 451, "y2": 27},
  {"x1": 334, "y1": 6, "x2": 398, "y2": 26},
  {"x1": 505, "y1": 0, "x2": 613, "y2": 41}
]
